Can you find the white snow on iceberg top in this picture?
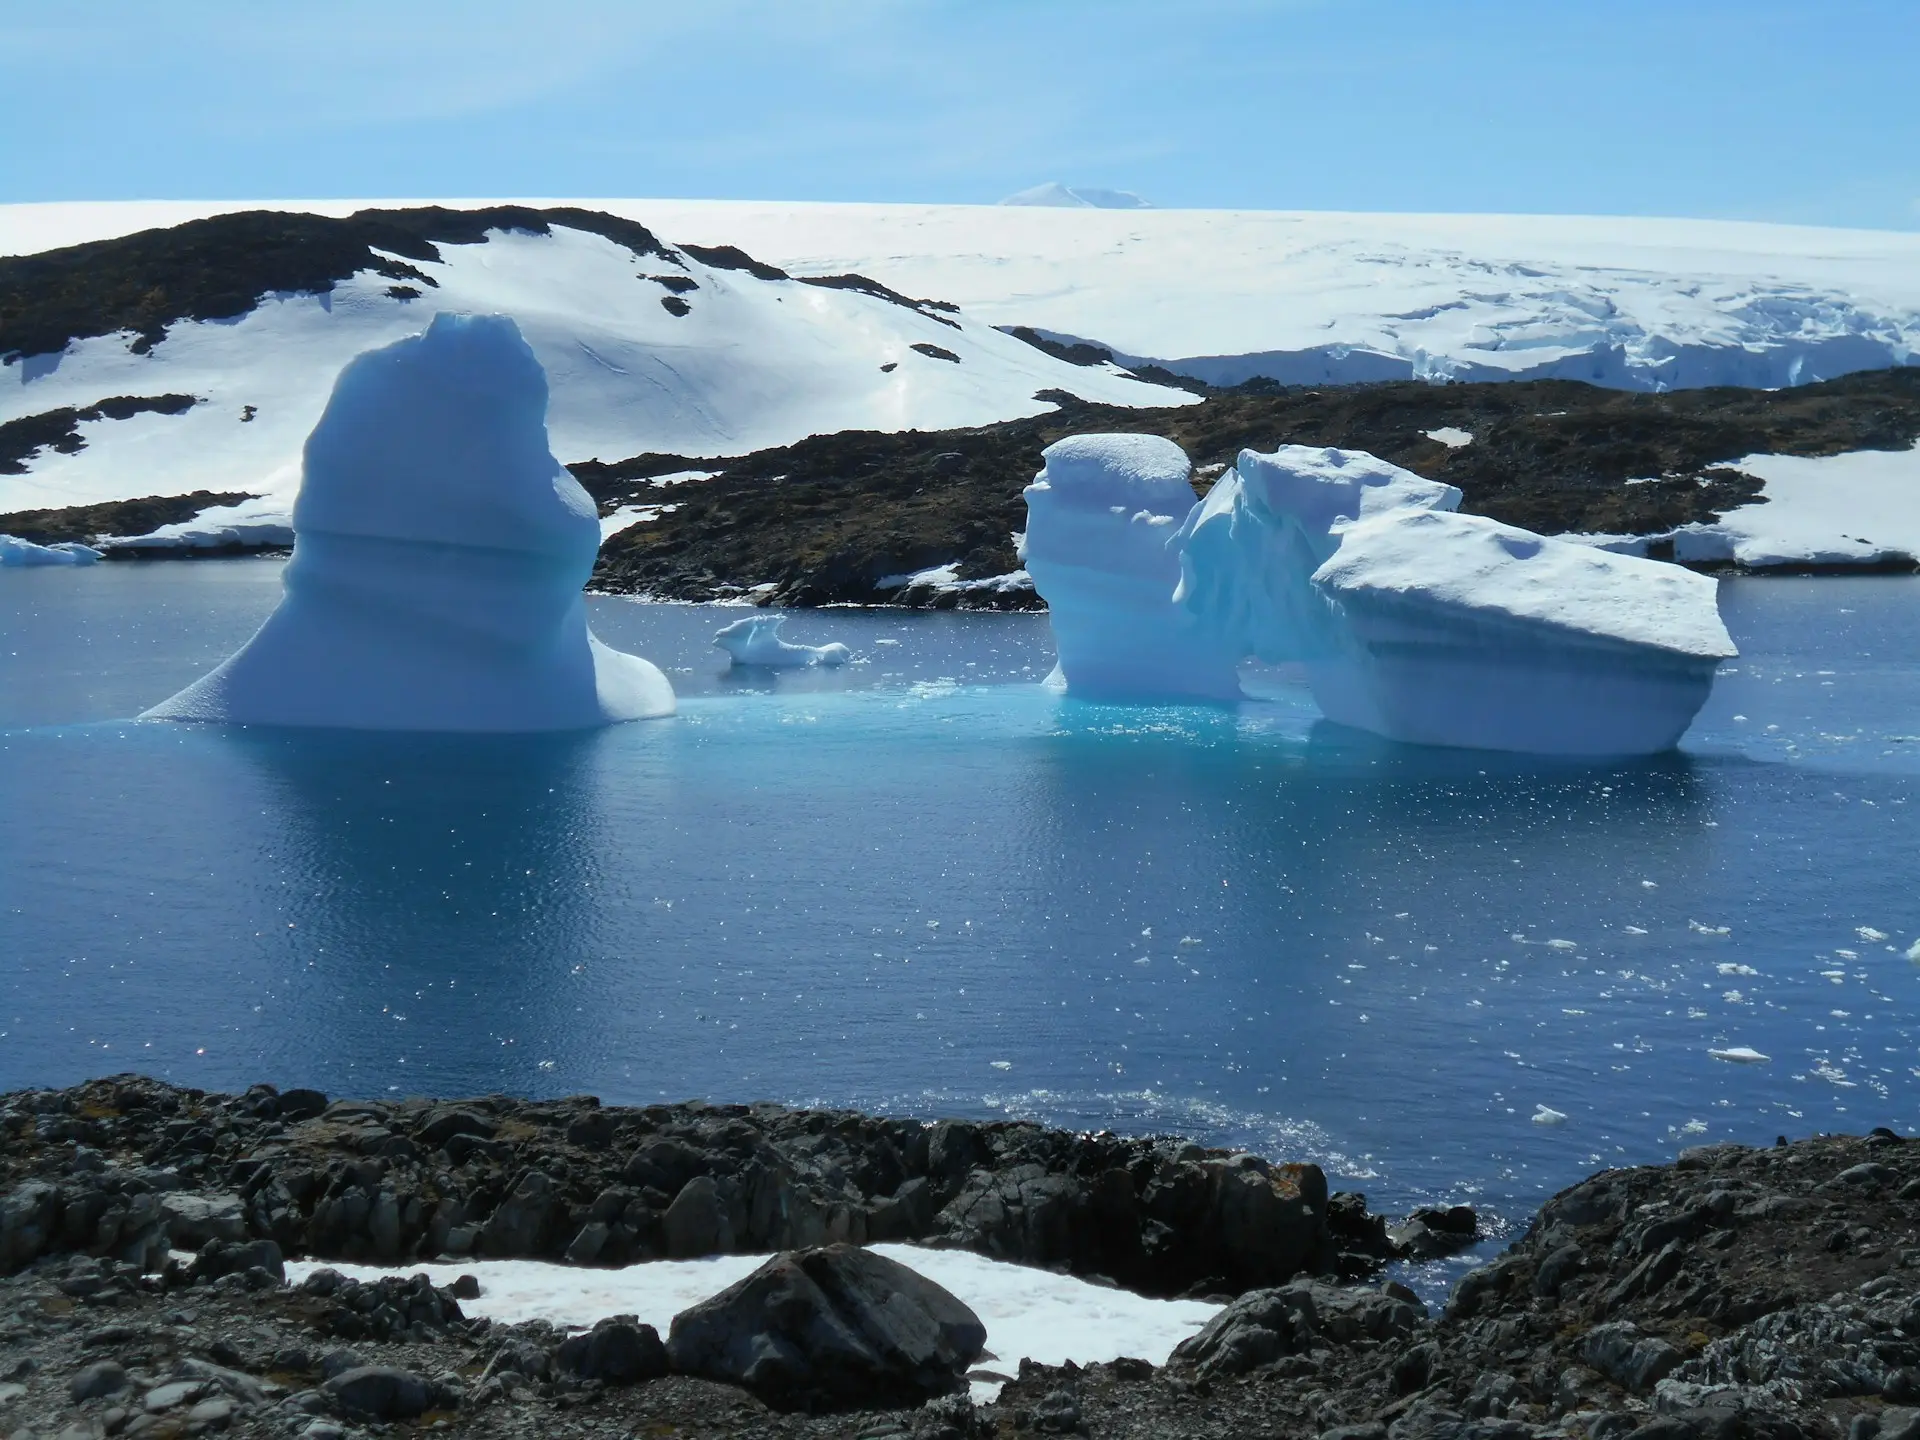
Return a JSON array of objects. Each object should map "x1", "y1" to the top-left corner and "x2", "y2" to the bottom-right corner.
[
  {"x1": 143, "y1": 313, "x2": 674, "y2": 732},
  {"x1": 714, "y1": 614, "x2": 850, "y2": 668},
  {"x1": 1315, "y1": 509, "x2": 1739, "y2": 660},
  {"x1": 1029, "y1": 432, "x2": 1196, "y2": 513},
  {"x1": 1235, "y1": 445, "x2": 1462, "y2": 540}
]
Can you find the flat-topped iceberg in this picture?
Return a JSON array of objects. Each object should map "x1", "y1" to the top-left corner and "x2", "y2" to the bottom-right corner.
[
  {"x1": 1020, "y1": 434, "x2": 1242, "y2": 699},
  {"x1": 1024, "y1": 438, "x2": 1736, "y2": 755},
  {"x1": 714, "y1": 614, "x2": 850, "y2": 668},
  {"x1": 145, "y1": 313, "x2": 674, "y2": 731}
]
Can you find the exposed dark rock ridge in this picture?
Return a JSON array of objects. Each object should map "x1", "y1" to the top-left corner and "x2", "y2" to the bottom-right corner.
[
  {"x1": 0, "y1": 394, "x2": 199, "y2": 475},
  {"x1": 1, "y1": 1078, "x2": 1918, "y2": 1439},
  {"x1": 0, "y1": 489, "x2": 255, "y2": 547},
  {"x1": 588, "y1": 367, "x2": 1920, "y2": 606},
  {"x1": 0, "y1": 1076, "x2": 1439, "y2": 1300},
  {"x1": 0, "y1": 205, "x2": 680, "y2": 363}
]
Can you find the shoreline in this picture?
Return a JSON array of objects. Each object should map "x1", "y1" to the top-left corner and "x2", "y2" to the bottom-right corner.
[{"x1": 2, "y1": 1076, "x2": 1915, "y2": 1438}]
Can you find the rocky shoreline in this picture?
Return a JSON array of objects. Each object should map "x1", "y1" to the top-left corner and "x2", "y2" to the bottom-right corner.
[{"x1": 1, "y1": 1078, "x2": 1916, "y2": 1439}]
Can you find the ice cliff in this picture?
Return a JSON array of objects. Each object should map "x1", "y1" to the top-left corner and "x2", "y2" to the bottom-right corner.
[
  {"x1": 145, "y1": 314, "x2": 674, "y2": 731},
  {"x1": 1025, "y1": 437, "x2": 1736, "y2": 755}
]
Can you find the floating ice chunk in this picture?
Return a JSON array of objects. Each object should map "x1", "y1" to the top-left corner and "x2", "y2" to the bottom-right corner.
[
  {"x1": 1545, "y1": 939, "x2": 1579, "y2": 951},
  {"x1": 0, "y1": 535, "x2": 103, "y2": 566},
  {"x1": 1688, "y1": 921, "x2": 1731, "y2": 936},
  {"x1": 1857, "y1": 927, "x2": 1889, "y2": 942},
  {"x1": 1908, "y1": 939, "x2": 1920, "y2": 962},
  {"x1": 990, "y1": 1060, "x2": 1013, "y2": 1071},
  {"x1": 143, "y1": 314, "x2": 674, "y2": 731},
  {"x1": 1709, "y1": 1046, "x2": 1770, "y2": 1063},
  {"x1": 1021, "y1": 434, "x2": 1242, "y2": 699},
  {"x1": 1532, "y1": 1105, "x2": 1568, "y2": 1126},
  {"x1": 1624, "y1": 926, "x2": 1649, "y2": 935},
  {"x1": 713, "y1": 614, "x2": 851, "y2": 669}
]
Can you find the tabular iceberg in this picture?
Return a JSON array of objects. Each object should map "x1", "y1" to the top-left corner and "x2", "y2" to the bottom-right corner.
[
  {"x1": 145, "y1": 313, "x2": 674, "y2": 731},
  {"x1": 713, "y1": 615, "x2": 851, "y2": 668},
  {"x1": 1024, "y1": 438, "x2": 1737, "y2": 755},
  {"x1": 1019, "y1": 434, "x2": 1242, "y2": 699}
]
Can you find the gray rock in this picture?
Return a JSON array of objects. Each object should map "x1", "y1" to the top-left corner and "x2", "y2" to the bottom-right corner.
[
  {"x1": 159, "y1": 1193, "x2": 247, "y2": 1248},
  {"x1": 188, "y1": 1236, "x2": 284, "y2": 1285},
  {"x1": 1032, "y1": 1386, "x2": 1082, "y2": 1433},
  {"x1": 145, "y1": 1379, "x2": 213, "y2": 1411},
  {"x1": 665, "y1": 1174, "x2": 730, "y2": 1258},
  {"x1": 1583, "y1": 1322, "x2": 1685, "y2": 1394},
  {"x1": 1172, "y1": 1279, "x2": 1422, "y2": 1377},
  {"x1": 555, "y1": 1315, "x2": 667, "y2": 1384},
  {"x1": 666, "y1": 1243, "x2": 985, "y2": 1410},
  {"x1": 322, "y1": 1365, "x2": 435, "y2": 1420},
  {"x1": 69, "y1": 1361, "x2": 129, "y2": 1401},
  {"x1": 0, "y1": 1181, "x2": 62, "y2": 1272},
  {"x1": 481, "y1": 1171, "x2": 556, "y2": 1255}
]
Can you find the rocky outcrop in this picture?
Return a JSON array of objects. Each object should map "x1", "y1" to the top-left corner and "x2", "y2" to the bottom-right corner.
[
  {"x1": 0, "y1": 1075, "x2": 1450, "y2": 1298},
  {"x1": 666, "y1": 1244, "x2": 986, "y2": 1410}
]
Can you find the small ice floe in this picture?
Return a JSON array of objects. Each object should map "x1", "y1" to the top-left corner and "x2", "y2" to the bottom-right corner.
[
  {"x1": 1545, "y1": 939, "x2": 1578, "y2": 951},
  {"x1": 1858, "y1": 927, "x2": 1890, "y2": 942},
  {"x1": 714, "y1": 614, "x2": 851, "y2": 668},
  {"x1": 990, "y1": 1060, "x2": 1013, "y2": 1071},
  {"x1": 1835, "y1": 949, "x2": 1859, "y2": 961},
  {"x1": 1532, "y1": 1105, "x2": 1568, "y2": 1126},
  {"x1": 1908, "y1": 939, "x2": 1920, "y2": 962},
  {"x1": 0, "y1": 535, "x2": 103, "y2": 566},
  {"x1": 1717, "y1": 962, "x2": 1759, "y2": 976},
  {"x1": 1709, "y1": 1046, "x2": 1770, "y2": 1064},
  {"x1": 1688, "y1": 920, "x2": 1731, "y2": 936},
  {"x1": 1623, "y1": 925, "x2": 1649, "y2": 935}
]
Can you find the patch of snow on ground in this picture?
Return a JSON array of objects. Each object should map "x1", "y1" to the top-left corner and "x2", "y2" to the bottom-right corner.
[
  {"x1": 1424, "y1": 427, "x2": 1473, "y2": 448},
  {"x1": 1669, "y1": 443, "x2": 1920, "y2": 568},
  {"x1": 283, "y1": 1247, "x2": 1220, "y2": 1402},
  {"x1": 599, "y1": 503, "x2": 680, "y2": 540}
]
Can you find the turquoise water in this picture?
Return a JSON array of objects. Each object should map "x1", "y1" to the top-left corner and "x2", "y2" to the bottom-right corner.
[{"x1": 4, "y1": 560, "x2": 1919, "y2": 1245}]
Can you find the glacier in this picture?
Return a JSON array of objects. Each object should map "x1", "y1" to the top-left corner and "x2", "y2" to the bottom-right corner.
[
  {"x1": 713, "y1": 614, "x2": 851, "y2": 669},
  {"x1": 1024, "y1": 438, "x2": 1736, "y2": 755},
  {"x1": 143, "y1": 313, "x2": 675, "y2": 732}
]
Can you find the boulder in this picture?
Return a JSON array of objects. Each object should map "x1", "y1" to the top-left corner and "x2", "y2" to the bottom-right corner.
[
  {"x1": 160, "y1": 1192, "x2": 247, "y2": 1248},
  {"x1": 322, "y1": 1365, "x2": 437, "y2": 1420},
  {"x1": 555, "y1": 1316, "x2": 668, "y2": 1384},
  {"x1": 666, "y1": 1243, "x2": 985, "y2": 1410},
  {"x1": 1172, "y1": 1280, "x2": 1424, "y2": 1377}
]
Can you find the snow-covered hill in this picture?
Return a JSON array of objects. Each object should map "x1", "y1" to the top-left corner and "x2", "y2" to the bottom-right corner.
[
  {"x1": 0, "y1": 207, "x2": 1185, "y2": 523},
  {"x1": 5, "y1": 200, "x2": 1919, "y2": 393}
]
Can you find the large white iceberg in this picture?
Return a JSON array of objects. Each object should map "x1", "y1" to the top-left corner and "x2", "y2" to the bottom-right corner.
[
  {"x1": 1024, "y1": 438, "x2": 1737, "y2": 755},
  {"x1": 713, "y1": 614, "x2": 850, "y2": 668},
  {"x1": 1019, "y1": 434, "x2": 1242, "y2": 700},
  {"x1": 145, "y1": 313, "x2": 674, "y2": 731}
]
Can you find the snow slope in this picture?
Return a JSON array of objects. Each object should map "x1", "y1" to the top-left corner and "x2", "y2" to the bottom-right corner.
[
  {"x1": 0, "y1": 208, "x2": 1184, "y2": 521},
  {"x1": 5, "y1": 202, "x2": 1918, "y2": 395},
  {"x1": 1670, "y1": 443, "x2": 1920, "y2": 568}
]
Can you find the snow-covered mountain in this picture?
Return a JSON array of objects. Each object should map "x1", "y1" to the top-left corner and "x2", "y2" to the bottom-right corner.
[
  {"x1": 999, "y1": 183, "x2": 1152, "y2": 209},
  {"x1": 0, "y1": 206, "x2": 1186, "y2": 521},
  {"x1": 6, "y1": 201, "x2": 1918, "y2": 396}
]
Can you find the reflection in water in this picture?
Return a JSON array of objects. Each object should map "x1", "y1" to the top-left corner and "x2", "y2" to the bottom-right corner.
[{"x1": 223, "y1": 726, "x2": 626, "y2": 1092}]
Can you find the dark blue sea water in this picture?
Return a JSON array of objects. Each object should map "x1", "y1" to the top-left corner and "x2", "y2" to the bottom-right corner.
[{"x1": 4, "y1": 560, "x2": 1918, "y2": 1261}]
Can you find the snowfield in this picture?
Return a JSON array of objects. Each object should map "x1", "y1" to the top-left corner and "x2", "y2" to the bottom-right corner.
[
  {"x1": 0, "y1": 208, "x2": 1185, "y2": 523},
  {"x1": 6, "y1": 200, "x2": 1919, "y2": 392}
]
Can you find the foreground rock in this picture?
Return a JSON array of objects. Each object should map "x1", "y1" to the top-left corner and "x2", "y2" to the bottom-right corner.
[
  {"x1": 7, "y1": 1077, "x2": 1920, "y2": 1439},
  {"x1": 0, "y1": 1075, "x2": 1440, "y2": 1300},
  {"x1": 668, "y1": 1243, "x2": 985, "y2": 1410}
]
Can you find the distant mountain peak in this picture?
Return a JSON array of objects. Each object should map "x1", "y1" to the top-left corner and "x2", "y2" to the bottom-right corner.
[{"x1": 999, "y1": 182, "x2": 1152, "y2": 210}]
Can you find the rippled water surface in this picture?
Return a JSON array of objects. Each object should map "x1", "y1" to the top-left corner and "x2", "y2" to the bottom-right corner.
[{"x1": 4, "y1": 561, "x2": 1918, "y2": 1248}]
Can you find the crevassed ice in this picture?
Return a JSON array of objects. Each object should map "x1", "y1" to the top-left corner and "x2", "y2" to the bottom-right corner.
[
  {"x1": 143, "y1": 313, "x2": 674, "y2": 732},
  {"x1": 1023, "y1": 437, "x2": 1737, "y2": 756}
]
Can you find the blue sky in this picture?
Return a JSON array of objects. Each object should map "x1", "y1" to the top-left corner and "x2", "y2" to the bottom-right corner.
[{"x1": 4, "y1": 0, "x2": 1916, "y2": 228}]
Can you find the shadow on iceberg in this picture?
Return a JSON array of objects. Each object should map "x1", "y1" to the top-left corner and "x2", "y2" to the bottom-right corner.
[{"x1": 144, "y1": 313, "x2": 674, "y2": 732}]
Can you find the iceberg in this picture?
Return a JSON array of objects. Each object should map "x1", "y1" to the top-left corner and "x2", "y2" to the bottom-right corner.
[
  {"x1": 713, "y1": 614, "x2": 850, "y2": 669},
  {"x1": 1025, "y1": 438, "x2": 1736, "y2": 755},
  {"x1": 0, "y1": 536, "x2": 103, "y2": 567},
  {"x1": 1019, "y1": 434, "x2": 1242, "y2": 700},
  {"x1": 145, "y1": 313, "x2": 674, "y2": 731}
]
